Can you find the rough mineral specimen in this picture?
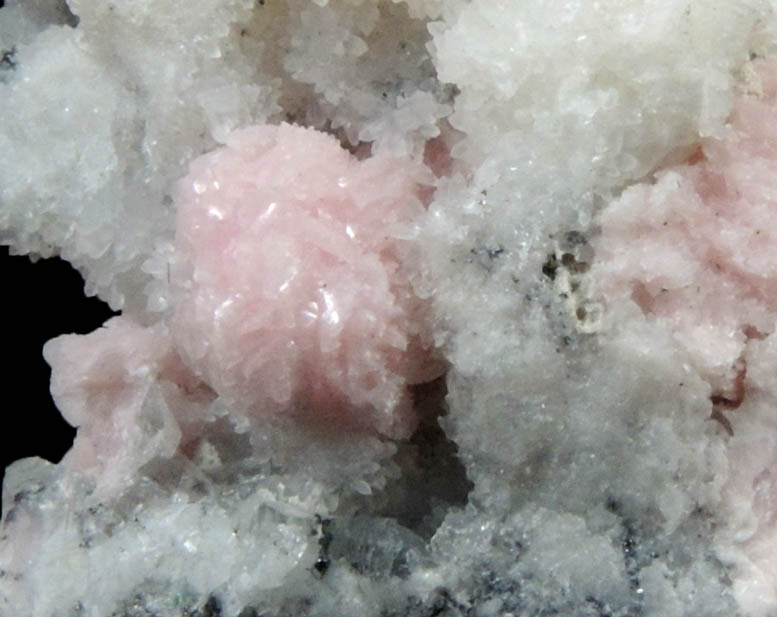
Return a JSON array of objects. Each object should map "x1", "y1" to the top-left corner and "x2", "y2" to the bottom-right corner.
[
  {"x1": 40, "y1": 121, "x2": 441, "y2": 500},
  {"x1": 594, "y1": 54, "x2": 777, "y2": 617},
  {"x1": 171, "y1": 123, "x2": 440, "y2": 438},
  {"x1": 594, "y1": 56, "x2": 777, "y2": 403},
  {"x1": 6, "y1": 1, "x2": 777, "y2": 617}
]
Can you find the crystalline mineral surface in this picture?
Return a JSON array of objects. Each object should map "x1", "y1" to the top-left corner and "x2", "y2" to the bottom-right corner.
[
  {"x1": 6, "y1": 1, "x2": 777, "y2": 616},
  {"x1": 170, "y1": 123, "x2": 440, "y2": 438}
]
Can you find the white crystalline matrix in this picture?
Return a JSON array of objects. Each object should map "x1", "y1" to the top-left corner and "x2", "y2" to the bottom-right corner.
[{"x1": 5, "y1": 1, "x2": 777, "y2": 617}]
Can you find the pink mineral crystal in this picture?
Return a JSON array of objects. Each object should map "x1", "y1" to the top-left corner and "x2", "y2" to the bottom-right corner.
[
  {"x1": 594, "y1": 57, "x2": 777, "y2": 615},
  {"x1": 594, "y1": 57, "x2": 777, "y2": 404},
  {"x1": 41, "y1": 123, "x2": 442, "y2": 493},
  {"x1": 43, "y1": 317, "x2": 181, "y2": 486},
  {"x1": 170, "y1": 123, "x2": 440, "y2": 438}
]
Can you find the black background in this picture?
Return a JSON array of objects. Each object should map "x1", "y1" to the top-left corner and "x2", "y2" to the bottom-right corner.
[{"x1": 0, "y1": 246, "x2": 117, "y2": 496}]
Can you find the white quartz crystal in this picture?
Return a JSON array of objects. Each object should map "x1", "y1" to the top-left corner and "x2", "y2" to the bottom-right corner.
[{"x1": 4, "y1": 1, "x2": 777, "y2": 616}]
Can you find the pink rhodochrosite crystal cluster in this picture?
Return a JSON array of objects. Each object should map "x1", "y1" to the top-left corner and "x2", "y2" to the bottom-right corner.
[
  {"x1": 171, "y1": 124, "x2": 440, "y2": 437},
  {"x1": 594, "y1": 57, "x2": 777, "y2": 405},
  {"x1": 44, "y1": 318, "x2": 181, "y2": 488},
  {"x1": 592, "y1": 56, "x2": 777, "y2": 614},
  {"x1": 43, "y1": 123, "x2": 441, "y2": 488}
]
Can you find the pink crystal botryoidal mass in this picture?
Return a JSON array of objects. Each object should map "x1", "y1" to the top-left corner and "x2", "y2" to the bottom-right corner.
[
  {"x1": 43, "y1": 123, "x2": 442, "y2": 490},
  {"x1": 170, "y1": 123, "x2": 442, "y2": 437}
]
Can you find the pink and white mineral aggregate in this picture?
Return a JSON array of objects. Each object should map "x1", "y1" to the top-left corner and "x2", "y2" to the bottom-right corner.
[
  {"x1": 594, "y1": 56, "x2": 777, "y2": 616},
  {"x1": 7, "y1": 2, "x2": 777, "y2": 617},
  {"x1": 41, "y1": 122, "x2": 445, "y2": 497}
]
